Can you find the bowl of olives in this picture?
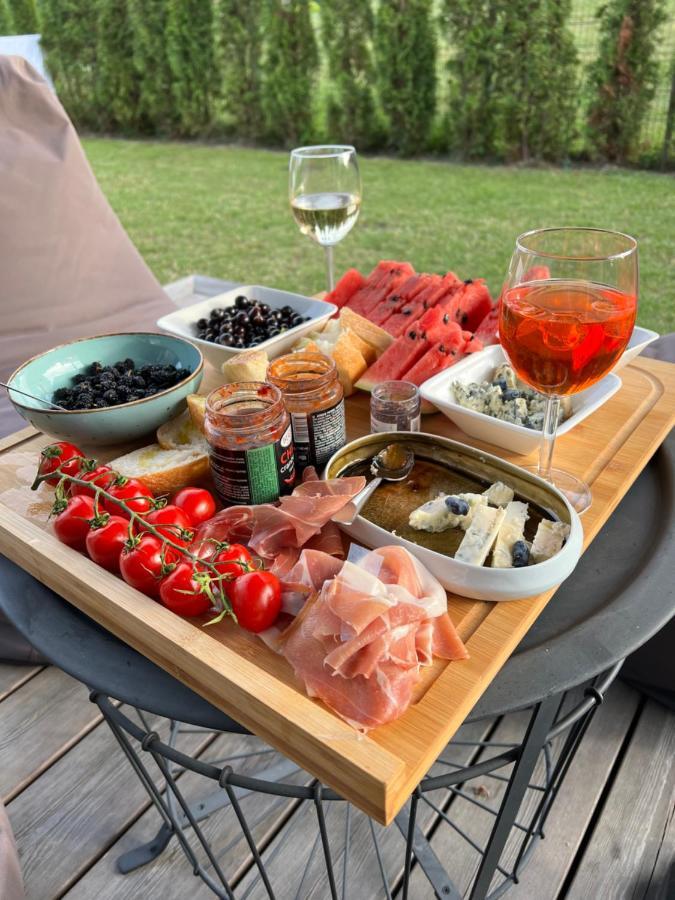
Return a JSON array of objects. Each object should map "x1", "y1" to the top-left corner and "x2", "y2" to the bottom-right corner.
[{"x1": 157, "y1": 285, "x2": 338, "y2": 369}]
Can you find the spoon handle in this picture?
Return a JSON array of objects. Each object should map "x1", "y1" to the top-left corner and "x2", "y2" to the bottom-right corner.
[
  {"x1": 336, "y1": 477, "x2": 382, "y2": 526},
  {"x1": 1, "y1": 381, "x2": 65, "y2": 411}
]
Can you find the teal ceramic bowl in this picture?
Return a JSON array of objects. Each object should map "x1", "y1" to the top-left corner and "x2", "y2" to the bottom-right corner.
[{"x1": 7, "y1": 333, "x2": 204, "y2": 447}]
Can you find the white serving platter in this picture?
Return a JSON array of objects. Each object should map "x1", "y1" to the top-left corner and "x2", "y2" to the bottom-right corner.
[
  {"x1": 419, "y1": 345, "x2": 622, "y2": 456},
  {"x1": 612, "y1": 325, "x2": 659, "y2": 371},
  {"x1": 157, "y1": 285, "x2": 337, "y2": 369},
  {"x1": 325, "y1": 432, "x2": 583, "y2": 601}
]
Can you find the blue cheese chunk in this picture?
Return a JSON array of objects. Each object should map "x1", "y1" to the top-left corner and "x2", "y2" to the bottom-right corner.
[
  {"x1": 491, "y1": 501, "x2": 529, "y2": 567},
  {"x1": 530, "y1": 519, "x2": 570, "y2": 563},
  {"x1": 493, "y1": 363, "x2": 518, "y2": 389},
  {"x1": 452, "y1": 382, "x2": 487, "y2": 413},
  {"x1": 408, "y1": 492, "x2": 486, "y2": 533},
  {"x1": 483, "y1": 481, "x2": 514, "y2": 507},
  {"x1": 455, "y1": 505, "x2": 506, "y2": 566}
]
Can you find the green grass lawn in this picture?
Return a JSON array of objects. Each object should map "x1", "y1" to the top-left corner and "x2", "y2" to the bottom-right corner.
[{"x1": 84, "y1": 139, "x2": 674, "y2": 334}]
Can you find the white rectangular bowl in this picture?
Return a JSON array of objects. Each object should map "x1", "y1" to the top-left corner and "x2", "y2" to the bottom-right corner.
[
  {"x1": 612, "y1": 325, "x2": 659, "y2": 371},
  {"x1": 157, "y1": 285, "x2": 337, "y2": 369},
  {"x1": 419, "y1": 345, "x2": 622, "y2": 456}
]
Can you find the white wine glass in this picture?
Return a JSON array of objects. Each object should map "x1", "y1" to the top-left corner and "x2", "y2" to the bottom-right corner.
[{"x1": 289, "y1": 145, "x2": 361, "y2": 294}]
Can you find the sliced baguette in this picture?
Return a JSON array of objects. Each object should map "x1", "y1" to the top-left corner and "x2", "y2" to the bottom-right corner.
[
  {"x1": 157, "y1": 409, "x2": 210, "y2": 452},
  {"x1": 109, "y1": 444, "x2": 209, "y2": 495},
  {"x1": 187, "y1": 394, "x2": 207, "y2": 433},
  {"x1": 339, "y1": 307, "x2": 394, "y2": 356}
]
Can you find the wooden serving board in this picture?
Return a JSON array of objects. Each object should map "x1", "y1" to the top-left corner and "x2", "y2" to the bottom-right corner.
[{"x1": 0, "y1": 357, "x2": 673, "y2": 825}]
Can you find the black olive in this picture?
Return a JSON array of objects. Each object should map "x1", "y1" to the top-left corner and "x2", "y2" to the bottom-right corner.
[
  {"x1": 290, "y1": 315, "x2": 303, "y2": 327},
  {"x1": 235, "y1": 295, "x2": 251, "y2": 310},
  {"x1": 258, "y1": 304, "x2": 270, "y2": 315}
]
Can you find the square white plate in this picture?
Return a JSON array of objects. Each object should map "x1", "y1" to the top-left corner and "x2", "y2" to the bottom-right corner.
[
  {"x1": 612, "y1": 325, "x2": 659, "y2": 371},
  {"x1": 157, "y1": 285, "x2": 337, "y2": 369},
  {"x1": 419, "y1": 345, "x2": 622, "y2": 456}
]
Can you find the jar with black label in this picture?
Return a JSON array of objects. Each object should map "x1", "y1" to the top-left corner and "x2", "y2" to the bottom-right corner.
[
  {"x1": 205, "y1": 382, "x2": 296, "y2": 505},
  {"x1": 267, "y1": 351, "x2": 346, "y2": 474}
]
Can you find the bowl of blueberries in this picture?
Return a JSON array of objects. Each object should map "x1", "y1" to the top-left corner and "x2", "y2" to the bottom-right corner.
[
  {"x1": 156, "y1": 285, "x2": 337, "y2": 369},
  {"x1": 7, "y1": 332, "x2": 203, "y2": 445}
]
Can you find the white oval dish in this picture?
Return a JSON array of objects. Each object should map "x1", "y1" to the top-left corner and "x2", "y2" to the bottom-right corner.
[
  {"x1": 157, "y1": 285, "x2": 337, "y2": 369},
  {"x1": 325, "y1": 432, "x2": 583, "y2": 601},
  {"x1": 419, "y1": 345, "x2": 622, "y2": 456}
]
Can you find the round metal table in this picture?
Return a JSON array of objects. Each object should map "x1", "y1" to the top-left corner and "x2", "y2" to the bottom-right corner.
[{"x1": 1, "y1": 434, "x2": 673, "y2": 899}]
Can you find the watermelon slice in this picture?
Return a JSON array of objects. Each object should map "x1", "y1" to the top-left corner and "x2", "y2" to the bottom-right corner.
[
  {"x1": 381, "y1": 301, "x2": 427, "y2": 337},
  {"x1": 463, "y1": 334, "x2": 484, "y2": 353},
  {"x1": 416, "y1": 306, "x2": 463, "y2": 344},
  {"x1": 452, "y1": 279, "x2": 493, "y2": 331},
  {"x1": 355, "y1": 331, "x2": 429, "y2": 392},
  {"x1": 347, "y1": 262, "x2": 415, "y2": 316},
  {"x1": 368, "y1": 274, "x2": 426, "y2": 325},
  {"x1": 325, "y1": 268, "x2": 365, "y2": 308},
  {"x1": 419, "y1": 272, "x2": 463, "y2": 310},
  {"x1": 474, "y1": 305, "x2": 500, "y2": 346},
  {"x1": 403, "y1": 340, "x2": 466, "y2": 387}
]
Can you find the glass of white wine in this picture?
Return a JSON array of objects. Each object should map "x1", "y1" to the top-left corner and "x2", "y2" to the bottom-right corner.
[{"x1": 289, "y1": 145, "x2": 361, "y2": 294}]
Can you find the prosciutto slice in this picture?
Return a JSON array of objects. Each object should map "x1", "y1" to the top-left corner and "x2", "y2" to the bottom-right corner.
[
  {"x1": 194, "y1": 469, "x2": 364, "y2": 576},
  {"x1": 282, "y1": 546, "x2": 468, "y2": 730}
]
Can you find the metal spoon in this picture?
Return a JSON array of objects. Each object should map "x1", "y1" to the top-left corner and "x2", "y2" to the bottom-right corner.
[
  {"x1": 338, "y1": 443, "x2": 415, "y2": 525},
  {"x1": 1, "y1": 381, "x2": 67, "y2": 411}
]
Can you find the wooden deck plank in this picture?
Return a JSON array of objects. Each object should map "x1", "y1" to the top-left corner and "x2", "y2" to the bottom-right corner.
[
  {"x1": 0, "y1": 667, "x2": 101, "y2": 802},
  {"x1": 645, "y1": 797, "x2": 675, "y2": 900},
  {"x1": 64, "y1": 732, "x2": 310, "y2": 900},
  {"x1": 9, "y1": 710, "x2": 214, "y2": 900},
  {"x1": 0, "y1": 662, "x2": 43, "y2": 702},
  {"x1": 493, "y1": 680, "x2": 641, "y2": 896},
  {"x1": 566, "y1": 698, "x2": 675, "y2": 900}
]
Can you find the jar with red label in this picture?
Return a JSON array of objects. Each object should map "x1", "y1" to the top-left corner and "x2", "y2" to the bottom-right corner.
[
  {"x1": 205, "y1": 382, "x2": 296, "y2": 505},
  {"x1": 267, "y1": 351, "x2": 346, "y2": 474}
]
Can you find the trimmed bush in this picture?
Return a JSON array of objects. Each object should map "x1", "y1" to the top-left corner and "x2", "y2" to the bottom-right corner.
[
  {"x1": 217, "y1": 0, "x2": 265, "y2": 141},
  {"x1": 320, "y1": 0, "x2": 383, "y2": 149},
  {"x1": 261, "y1": 0, "x2": 319, "y2": 147},
  {"x1": 0, "y1": 0, "x2": 14, "y2": 35},
  {"x1": 94, "y1": 0, "x2": 141, "y2": 132},
  {"x1": 166, "y1": 0, "x2": 214, "y2": 137},
  {"x1": 375, "y1": 0, "x2": 437, "y2": 156},
  {"x1": 10, "y1": 0, "x2": 38, "y2": 34},
  {"x1": 586, "y1": 0, "x2": 667, "y2": 163},
  {"x1": 127, "y1": 0, "x2": 176, "y2": 134}
]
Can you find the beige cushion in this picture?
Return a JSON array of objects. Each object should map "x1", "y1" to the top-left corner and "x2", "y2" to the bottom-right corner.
[{"x1": 0, "y1": 56, "x2": 174, "y2": 436}]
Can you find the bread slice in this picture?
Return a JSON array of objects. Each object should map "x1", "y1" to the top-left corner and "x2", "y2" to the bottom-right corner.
[
  {"x1": 109, "y1": 444, "x2": 210, "y2": 495},
  {"x1": 339, "y1": 307, "x2": 394, "y2": 356},
  {"x1": 157, "y1": 409, "x2": 210, "y2": 452},
  {"x1": 332, "y1": 332, "x2": 367, "y2": 396},
  {"x1": 187, "y1": 394, "x2": 207, "y2": 433},
  {"x1": 221, "y1": 349, "x2": 269, "y2": 384}
]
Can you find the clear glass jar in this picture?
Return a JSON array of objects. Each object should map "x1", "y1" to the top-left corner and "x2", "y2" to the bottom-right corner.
[
  {"x1": 205, "y1": 382, "x2": 295, "y2": 505},
  {"x1": 267, "y1": 351, "x2": 346, "y2": 473},
  {"x1": 370, "y1": 380, "x2": 421, "y2": 433}
]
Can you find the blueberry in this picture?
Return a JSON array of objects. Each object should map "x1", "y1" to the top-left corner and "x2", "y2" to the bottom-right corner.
[
  {"x1": 132, "y1": 376, "x2": 146, "y2": 389},
  {"x1": 512, "y1": 541, "x2": 530, "y2": 567},
  {"x1": 496, "y1": 378, "x2": 508, "y2": 392},
  {"x1": 445, "y1": 496, "x2": 470, "y2": 516},
  {"x1": 73, "y1": 373, "x2": 88, "y2": 385},
  {"x1": 89, "y1": 361, "x2": 103, "y2": 375},
  {"x1": 503, "y1": 389, "x2": 522, "y2": 401}
]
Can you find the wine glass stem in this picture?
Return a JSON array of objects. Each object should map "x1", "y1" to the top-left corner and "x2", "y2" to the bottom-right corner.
[
  {"x1": 324, "y1": 244, "x2": 335, "y2": 293},
  {"x1": 538, "y1": 395, "x2": 561, "y2": 482}
]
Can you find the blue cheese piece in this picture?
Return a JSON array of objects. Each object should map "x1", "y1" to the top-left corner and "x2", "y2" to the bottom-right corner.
[
  {"x1": 408, "y1": 492, "x2": 486, "y2": 532},
  {"x1": 455, "y1": 505, "x2": 506, "y2": 566},
  {"x1": 530, "y1": 519, "x2": 570, "y2": 563},
  {"x1": 493, "y1": 363, "x2": 518, "y2": 390},
  {"x1": 452, "y1": 381, "x2": 487, "y2": 413},
  {"x1": 491, "y1": 501, "x2": 529, "y2": 567},
  {"x1": 483, "y1": 481, "x2": 514, "y2": 507}
]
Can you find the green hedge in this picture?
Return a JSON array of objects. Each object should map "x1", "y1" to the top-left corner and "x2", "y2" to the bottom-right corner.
[{"x1": 26, "y1": 0, "x2": 674, "y2": 166}]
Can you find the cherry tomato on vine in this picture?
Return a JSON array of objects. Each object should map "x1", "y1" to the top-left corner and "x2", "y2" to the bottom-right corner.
[
  {"x1": 85, "y1": 515, "x2": 129, "y2": 572},
  {"x1": 39, "y1": 441, "x2": 85, "y2": 487},
  {"x1": 104, "y1": 477, "x2": 154, "y2": 518},
  {"x1": 212, "y1": 544, "x2": 255, "y2": 585},
  {"x1": 172, "y1": 487, "x2": 216, "y2": 527},
  {"x1": 159, "y1": 561, "x2": 212, "y2": 617},
  {"x1": 71, "y1": 465, "x2": 116, "y2": 500},
  {"x1": 228, "y1": 571, "x2": 281, "y2": 633},
  {"x1": 52, "y1": 494, "x2": 96, "y2": 551},
  {"x1": 120, "y1": 534, "x2": 179, "y2": 597},
  {"x1": 139, "y1": 505, "x2": 194, "y2": 545}
]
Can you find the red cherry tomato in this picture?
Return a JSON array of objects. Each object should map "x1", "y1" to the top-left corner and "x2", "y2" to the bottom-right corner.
[
  {"x1": 212, "y1": 544, "x2": 255, "y2": 586},
  {"x1": 159, "y1": 562, "x2": 212, "y2": 617},
  {"x1": 229, "y1": 571, "x2": 281, "y2": 633},
  {"x1": 85, "y1": 515, "x2": 129, "y2": 572},
  {"x1": 39, "y1": 442, "x2": 85, "y2": 487},
  {"x1": 104, "y1": 477, "x2": 154, "y2": 518},
  {"x1": 53, "y1": 494, "x2": 96, "y2": 550},
  {"x1": 120, "y1": 534, "x2": 178, "y2": 597},
  {"x1": 172, "y1": 487, "x2": 216, "y2": 527},
  {"x1": 139, "y1": 505, "x2": 194, "y2": 545},
  {"x1": 71, "y1": 465, "x2": 116, "y2": 499}
]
